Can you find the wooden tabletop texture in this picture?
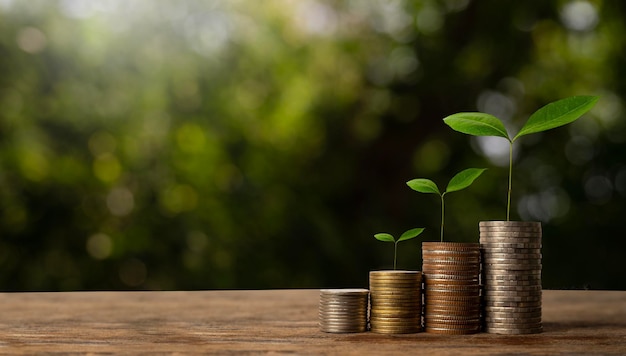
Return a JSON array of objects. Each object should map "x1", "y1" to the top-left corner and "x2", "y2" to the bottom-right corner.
[{"x1": 0, "y1": 289, "x2": 624, "y2": 354}]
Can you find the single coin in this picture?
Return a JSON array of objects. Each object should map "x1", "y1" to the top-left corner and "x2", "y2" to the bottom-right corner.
[
  {"x1": 318, "y1": 305, "x2": 369, "y2": 312},
  {"x1": 319, "y1": 322, "x2": 368, "y2": 330},
  {"x1": 422, "y1": 266, "x2": 480, "y2": 273},
  {"x1": 481, "y1": 247, "x2": 541, "y2": 254},
  {"x1": 484, "y1": 305, "x2": 541, "y2": 312},
  {"x1": 484, "y1": 284, "x2": 542, "y2": 292},
  {"x1": 423, "y1": 242, "x2": 480, "y2": 248},
  {"x1": 319, "y1": 317, "x2": 368, "y2": 324},
  {"x1": 370, "y1": 320, "x2": 423, "y2": 326},
  {"x1": 423, "y1": 268, "x2": 479, "y2": 275},
  {"x1": 483, "y1": 266, "x2": 542, "y2": 273},
  {"x1": 481, "y1": 272, "x2": 541, "y2": 279},
  {"x1": 425, "y1": 288, "x2": 481, "y2": 295},
  {"x1": 370, "y1": 327, "x2": 422, "y2": 334},
  {"x1": 369, "y1": 285, "x2": 421, "y2": 291},
  {"x1": 424, "y1": 309, "x2": 480, "y2": 316},
  {"x1": 482, "y1": 250, "x2": 541, "y2": 257},
  {"x1": 479, "y1": 229, "x2": 541, "y2": 236},
  {"x1": 423, "y1": 255, "x2": 481, "y2": 261},
  {"x1": 482, "y1": 293, "x2": 542, "y2": 300},
  {"x1": 483, "y1": 301, "x2": 542, "y2": 308},
  {"x1": 425, "y1": 327, "x2": 480, "y2": 335},
  {"x1": 479, "y1": 236, "x2": 540, "y2": 241},
  {"x1": 319, "y1": 299, "x2": 369, "y2": 305},
  {"x1": 479, "y1": 221, "x2": 541, "y2": 227},
  {"x1": 480, "y1": 243, "x2": 542, "y2": 249},
  {"x1": 422, "y1": 253, "x2": 480, "y2": 261},
  {"x1": 320, "y1": 288, "x2": 369, "y2": 295},
  {"x1": 479, "y1": 228, "x2": 541, "y2": 234},
  {"x1": 369, "y1": 274, "x2": 422, "y2": 279},
  {"x1": 484, "y1": 311, "x2": 542, "y2": 319},
  {"x1": 483, "y1": 261, "x2": 542, "y2": 268},
  {"x1": 483, "y1": 326, "x2": 542, "y2": 335},
  {"x1": 479, "y1": 231, "x2": 542, "y2": 238},
  {"x1": 422, "y1": 262, "x2": 481, "y2": 268},
  {"x1": 425, "y1": 285, "x2": 481, "y2": 291},
  {"x1": 425, "y1": 321, "x2": 481, "y2": 329},
  {"x1": 484, "y1": 321, "x2": 543, "y2": 329}
]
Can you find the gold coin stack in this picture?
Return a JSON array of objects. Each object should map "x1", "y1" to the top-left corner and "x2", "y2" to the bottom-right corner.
[
  {"x1": 318, "y1": 289, "x2": 369, "y2": 333},
  {"x1": 422, "y1": 242, "x2": 481, "y2": 334},
  {"x1": 369, "y1": 270, "x2": 422, "y2": 334},
  {"x1": 480, "y1": 221, "x2": 543, "y2": 335}
]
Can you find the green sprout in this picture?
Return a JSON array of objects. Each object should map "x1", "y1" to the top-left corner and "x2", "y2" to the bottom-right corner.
[
  {"x1": 443, "y1": 95, "x2": 599, "y2": 221},
  {"x1": 407, "y1": 168, "x2": 486, "y2": 242},
  {"x1": 374, "y1": 228, "x2": 425, "y2": 270}
]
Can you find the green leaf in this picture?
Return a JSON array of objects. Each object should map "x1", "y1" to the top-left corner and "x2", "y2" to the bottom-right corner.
[
  {"x1": 445, "y1": 168, "x2": 487, "y2": 194},
  {"x1": 374, "y1": 233, "x2": 395, "y2": 243},
  {"x1": 443, "y1": 112, "x2": 510, "y2": 140},
  {"x1": 398, "y1": 228, "x2": 425, "y2": 242},
  {"x1": 513, "y1": 96, "x2": 599, "y2": 141},
  {"x1": 406, "y1": 179, "x2": 440, "y2": 195}
]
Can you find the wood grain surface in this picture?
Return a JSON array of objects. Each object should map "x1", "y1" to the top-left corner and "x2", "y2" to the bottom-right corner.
[{"x1": 0, "y1": 289, "x2": 624, "y2": 354}]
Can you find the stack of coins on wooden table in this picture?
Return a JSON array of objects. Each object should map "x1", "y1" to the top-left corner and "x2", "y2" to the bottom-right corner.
[
  {"x1": 480, "y1": 221, "x2": 543, "y2": 334},
  {"x1": 369, "y1": 270, "x2": 422, "y2": 334},
  {"x1": 422, "y1": 242, "x2": 482, "y2": 334},
  {"x1": 318, "y1": 289, "x2": 369, "y2": 333}
]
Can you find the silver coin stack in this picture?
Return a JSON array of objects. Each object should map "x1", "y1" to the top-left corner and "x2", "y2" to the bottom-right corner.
[
  {"x1": 318, "y1": 289, "x2": 369, "y2": 333},
  {"x1": 480, "y1": 221, "x2": 543, "y2": 334}
]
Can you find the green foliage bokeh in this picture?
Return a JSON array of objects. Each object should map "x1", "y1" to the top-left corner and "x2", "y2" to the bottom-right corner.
[{"x1": 0, "y1": 0, "x2": 624, "y2": 290}]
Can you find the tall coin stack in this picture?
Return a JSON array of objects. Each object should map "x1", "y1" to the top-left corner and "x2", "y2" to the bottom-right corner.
[
  {"x1": 318, "y1": 289, "x2": 369, "y2": 333},
  {"x1": 369, "y1": 271, "x2": 422, "y2": 334},
  {"x1": 480, "y1": 221, "x2": 543, "y2": 334},
  {"x1": 422, "y1": 242, "x2": 482, "y2": 334}
]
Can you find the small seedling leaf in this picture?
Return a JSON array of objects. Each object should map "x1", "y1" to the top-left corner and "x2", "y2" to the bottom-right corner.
[
  {"x1": 406, "y1": 179, "x2": 440, "y2": 195},
  {"x1": 513, "y1": 96, "x2": 599, "y2": 141},
  {"x1": 445, "y1": 168, "x2": 487, "y2": 194},
  {"x1": 398, "y1": 227, "x2": 425, "y2": 242},
  {"x1": 443, "y1": 112, "x2": 510, "y2": 140},
  {"x1": 374, "y1": 233, "x2": 395, "y2": 243}
]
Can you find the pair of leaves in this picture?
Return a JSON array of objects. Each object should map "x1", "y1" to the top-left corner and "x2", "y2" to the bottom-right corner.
[
  {"x1": 442, "y1": 96, "x2": 599, "y2": 142},
  {"x1": 374, "y1": 228, "x2": 425, "y2": 243},
  {"x1": 406, "y1": 168, "x2": 487, "y2": 196}
]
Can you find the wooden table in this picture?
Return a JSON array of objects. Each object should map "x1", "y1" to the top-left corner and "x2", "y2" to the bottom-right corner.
[{"x1": 0, "y1": 290, "x2": 624, "y2": 354}]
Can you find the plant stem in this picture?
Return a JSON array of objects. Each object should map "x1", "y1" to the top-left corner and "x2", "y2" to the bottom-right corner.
[
  {"x1": 440, "y1": 194, "x2": 445, "y2": 243},
  {"x1": 507, "y1": 141, "x2": 513, "y2": 221},
  {"x1": 393, "y1": 242, "x2": 398, "y2": 270}
]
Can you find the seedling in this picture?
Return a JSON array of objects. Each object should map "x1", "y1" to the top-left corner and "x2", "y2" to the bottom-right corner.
[
  {"x1": 407, "y1": 168, "x2": 486, "y2": 242},
  {"x1": 374, "y1": 228, "x2": 425, "y2": 270},
  {"x1": 443, "y1": 95, "x2": 599, "y2": 220}
]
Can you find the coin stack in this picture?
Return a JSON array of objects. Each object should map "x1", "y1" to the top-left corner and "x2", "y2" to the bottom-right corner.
[
  {"x1": 369, "y1": 270, "x2": 422, "y2": 334},
  {"x1": 422, "y1": 242, "x2": 482, "y2": 334},
  {"x1": 480, "y1": 221, "x2": 543, "y2": 335},
  {"x1": 318, "y1": 289, "x2": 369, "y2": 333}
]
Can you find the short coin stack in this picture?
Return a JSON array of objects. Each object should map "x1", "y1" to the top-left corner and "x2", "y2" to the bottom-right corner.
[
  {"x1": 480, "y1": 221, "x2": 543, "y2": 334},
  {"x1": 369, "y1": 270, "x2": 422, "y2": 334},
  {"x1": 422, "y1": 242, "x2": 482, "y2": 334},
  {"x1": 318, "y1": 289, "x2": 369, "y2": 333}
]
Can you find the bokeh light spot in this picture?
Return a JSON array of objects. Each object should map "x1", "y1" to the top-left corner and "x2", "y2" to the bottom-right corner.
[
  {"x1": 93, "y1": 153, "x2": 121, "y2": 183},
  {"x1": 86, "y1": 233, "x2": 113, "y2": 260},
  {"x1": 160, "y1": 184, "x2": 198, "y2": 215},
  {"x1": 106, "y1": 187, "x2": 135, "y2": 216},
  {"x1": 119, "y1": 258, "x2": 147, "y2": 287},
  {"x1": 584, "y1": 175, "x2": 613, "y2": 205},
  {"x1": 560, "y1": 0, "x2": 598, "y2": 32},
  {"x1": 16, "y1": 27, "x2": 47, "y2": 54},
  {"x1": 176, "y1": 123, "x2": 206, "y2": 153}
]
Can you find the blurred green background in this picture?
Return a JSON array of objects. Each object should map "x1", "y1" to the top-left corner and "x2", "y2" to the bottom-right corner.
[{"x1": 0, "y1": 0, "x2": 624, "y2": 291}]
